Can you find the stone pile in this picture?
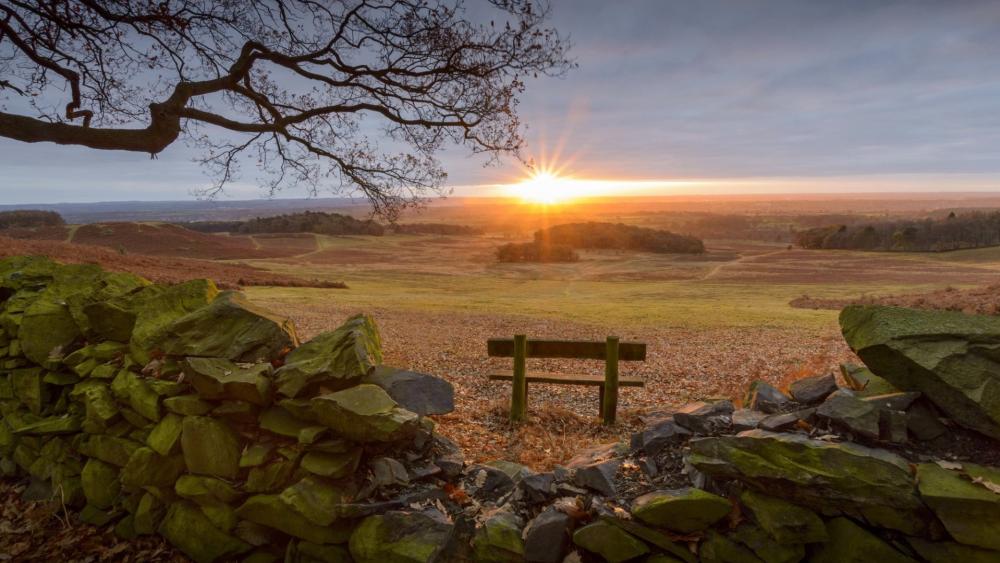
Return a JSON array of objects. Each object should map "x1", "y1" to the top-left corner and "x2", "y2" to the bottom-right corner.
[
  {"x1": 386, "y1": 305, "x2": 1000, "y2": 563},
  {"x1": 3, "y1": 255, "x2": 1000, "y2": 563},
  {"x1": 0, "y1": 256, "x2": 459, "y2": 562}
]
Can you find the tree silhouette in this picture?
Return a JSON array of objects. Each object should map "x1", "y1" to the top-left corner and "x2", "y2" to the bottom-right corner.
[{"x1": 0, "y1": 1, "x2": 571, "y2": 217}]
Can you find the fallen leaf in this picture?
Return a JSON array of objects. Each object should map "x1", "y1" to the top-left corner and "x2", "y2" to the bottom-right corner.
[
  {"x1": 935, "y1": 460, "x2": 964, "y2": 471},
  {"x1": 971, "y1": 476, "x2": 1000, "y2": 495}
]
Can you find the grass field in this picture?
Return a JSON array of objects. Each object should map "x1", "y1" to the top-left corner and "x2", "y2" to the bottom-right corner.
[
  {"x1": 241, "y1": 233, "x2": 999, "y2": 330},
  {"x1": 227, "y1": 231, "x2": 1000, "y2": 466}
]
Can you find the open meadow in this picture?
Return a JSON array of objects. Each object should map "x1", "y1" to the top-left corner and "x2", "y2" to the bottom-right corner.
[
  {"x1": 223, "y1": 227, "x2": 1000, "y2": 466},
  {"x1": 8, "y1": 197, "x2": 1000, "y2": 467}
]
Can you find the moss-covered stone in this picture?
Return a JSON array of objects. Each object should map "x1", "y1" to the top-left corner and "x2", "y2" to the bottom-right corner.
[
  {"x1": 916, "y1": 462, "x2": 1000, "y2": 550},
  {"x1": 598, "y1": 515, "x2": 695, "y2": 563},
  {"x1": 183, "y1": 357, "x2": 272, "y2": 404},
  {"x1": 146, "y1": 412, "x2": 183, "y2": 456},
  {"x1": 78, "y1": 503, "x2": 123, "y2": 526},
  {"x1": 163, "y1": 394, "x2": 213, "y2": 416},
  {"x1": 246, "y1": 459, "x2": 296, "y2": 493},
  {"x1": 151, "y1": 291, "x2": 297, "y2": 362},
  {"x1": 18, "y1": 298, "x2": 81, "y2": 365},
  {"x1": 13, "y1": 413, "x2": 81, "y2": 435},
  {"x1": 119, "y1": 279, "x2": 220, "y2": 364},
  {"x1": 572, "y1": 520, "x2": 649, "y2": 563},
  {"x1": 158, "y1": 501, "x2": 250, "y2": 563},
  {"x1": 296, "y1": 542, "x2": 352, "y2": 563},
  {"x1": 279, "y1": 476, "x2": 356, "y2": 527},
  {"x1": 699, "y1": 530, "x2": 764, "y2": 563},
  {"x1": 728, "y1": 524, "x2": 805, "y2": 563},
  {"x1": 133, "y1": 492, "x2": 166, "y2": 535},
  {"x1": 631, "y1": 487, "x2": 731, "y2": 533},
  {"x1": 110, "y1": 369, "x2": 161, "y2": 422},
  {"x1": 120, "y1": 447, "x2": 186, "y2": 489},
  {"x1": 260, "y1": 406, "x2": 315, "y2": 437},
  {"x1": 239, "y1": 443, "x2": 274, "y2": 468},
  {"x1": 175, "y1": 474, "x2": 244, "y2": 505},
  {"x1": 840, "y1": 305, "x2": 1000, "y2": 439},
  {"x1": 809, "y1": 517, "x2": 916, "y2": 563},
  {"x1": 739, "y1": 490, "x2": 827, "y2": 544},
  {"x1": 300, "y1": 449, "x2": 361, "y2": 479},
  {"x1": 81, "y1": 458, "x2": 120, "y2": 509},
  {"x1": 907, "y1": 537, "x2": 1000, "y2": 563},
  {"x1": 236, "y1": 494, "x2": 352, "y2": 544},
  {"x1": 78, "y1": 434, "x2": 141, "y2": 466},
  {"x1": 310, "y1": 384, "x2": 419, "y2": 443},
  {"x1": 349, "y1": 509, "x2": 454, "y2": 563},
  {"x1": 472, "y1": 511, "x2": 524, "y2": 562},
  {"x1": 276, "y1": 314, "x2": 382, "y2": 398},
  {"x1": 181, "y1": 416, "x2": 241, "y2": 479},
  {"x1": 11, "y1": 367, "x2": 45, "y2": 414},
  {"x1": 687, "y1": 430, "x2": 930, "y2": 534}
]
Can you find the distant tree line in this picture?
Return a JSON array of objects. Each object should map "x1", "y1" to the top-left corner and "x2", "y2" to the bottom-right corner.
[
  {"x1": 537, "y1": 222, "x2": 705, "y2": 254},
  {"x1": 181, "y1": 212, "x2": 486, "y2": 238},
  {"x1": 496, "y1": 242, "x2": 579, "y2": 263},
  {"x1": 236, "y1": 212, "x2": 385, "y2": 236},
  {"x1": 0, "y1": 210, "x2": 65, "y2": 229},
  {"x1": 182, "y1": 221, "x2": 244, "y2": 233},
  {"x1": 795, "y1": 211, "x2": 1000, "y2": 251},
  {"x1": 496, "y1": 221, "x2": 704, "y2": 263},
  {"x1": 388, "y1": 223, "x2": 484, "y2": 235}
]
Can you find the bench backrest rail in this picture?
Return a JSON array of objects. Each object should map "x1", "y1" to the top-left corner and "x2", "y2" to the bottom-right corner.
[
  {"x1": 487, "y1": 338, "x2": 646, "y2": 361},
  {"x1": 492, "y1": 334, "x2": 644, "y2": 425}
]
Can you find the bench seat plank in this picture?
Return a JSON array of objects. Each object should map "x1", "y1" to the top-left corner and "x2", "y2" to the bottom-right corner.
[
  {"x1": 488, "y1": 371, "x2": 644, "y2": 387},
  {"x1": 487, "y1": 338, "x2": 646, "y2": 361}
]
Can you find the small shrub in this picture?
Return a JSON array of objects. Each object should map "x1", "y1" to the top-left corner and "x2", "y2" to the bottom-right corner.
[{"x1": 496, "y1": 241, "x2": 579, "y2": 263}]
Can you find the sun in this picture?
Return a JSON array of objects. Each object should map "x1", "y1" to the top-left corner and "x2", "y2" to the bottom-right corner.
[{"x1": 509, "y1": 170, "x2": 576, "y2": 205}]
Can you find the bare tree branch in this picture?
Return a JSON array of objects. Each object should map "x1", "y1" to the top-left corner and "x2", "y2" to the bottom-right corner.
[{"x1": 0, "y1": 0, "x2": 573, "y2": 216}]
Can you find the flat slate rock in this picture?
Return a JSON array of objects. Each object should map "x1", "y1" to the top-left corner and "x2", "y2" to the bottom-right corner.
[
  {"x1": 840, "y1": 305, "x2": 1000, "y2": 439},
  {"x1": 363, "y1": 366, "x2": 454, "y2": 416},
  {"x1": 674, "y1": 400, "x2": 734, "y2": 434},
  {"x1": 788, "y1": 373, "x2": 838, "y2": 404},
  {"x1": 524, "y1": 508, "x2": 572, "y2": 563},
  {"x1": 688, "y1": 429, "x2": 932, "y2": 535}
]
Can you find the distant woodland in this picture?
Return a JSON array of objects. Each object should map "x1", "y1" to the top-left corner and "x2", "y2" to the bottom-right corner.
[
  {"x1": 496, "y1": 241, "x2": 580, "y2": 263},
  {"x1": 388, "y1": 223, "x2": 483, "y2": 235},
  {"x1": 498, "y1": 222, "x2": 704, "y2": 263},
  {"x1": 537, "y1": 222, "x2": 705, "y2": 254},
  {"x1": 0, "y1": 210, "x2": 65, "y2": 229},
  {"x1": 182, "y1": 212, "x2": 480, "y2": 237},
  {"x1": 795, "y1": 211, "x2": 1000, "y2": 251}
]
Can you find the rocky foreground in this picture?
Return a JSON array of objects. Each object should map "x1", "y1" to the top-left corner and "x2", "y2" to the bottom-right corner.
[{"x1": 0, "y1": 256, "x2": 999, "y2": 562}]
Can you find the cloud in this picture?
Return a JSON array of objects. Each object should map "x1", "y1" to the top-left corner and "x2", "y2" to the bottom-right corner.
[{"x1": 2, "y1": 0, "x2": 1000, "y2": 203}]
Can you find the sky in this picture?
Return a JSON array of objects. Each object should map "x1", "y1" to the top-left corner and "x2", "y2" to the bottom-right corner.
[{"x1": 2, "y1": 0, "x2": 1000, "y2": 203}]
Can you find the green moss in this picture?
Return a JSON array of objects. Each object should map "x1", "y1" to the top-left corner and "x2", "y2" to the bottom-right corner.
[
  {"x1": 572, "y1": 521, "x2": 649, "y2": 563},
  {"x1": 631, "y1": 488, "x2": 731, "y2": 533}
]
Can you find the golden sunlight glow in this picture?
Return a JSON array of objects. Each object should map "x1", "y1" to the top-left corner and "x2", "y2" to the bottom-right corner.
[{"x1": 509, "y1": 171, "x2": 577, "y2": 204}]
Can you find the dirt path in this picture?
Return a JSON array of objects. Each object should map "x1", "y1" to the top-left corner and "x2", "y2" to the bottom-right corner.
[{"x1": 702, "y1": 247, "x2": 787, "y2": 280}]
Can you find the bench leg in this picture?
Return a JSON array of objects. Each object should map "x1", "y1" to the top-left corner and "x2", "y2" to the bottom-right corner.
[
  {"x1": 599, "y1": 385, "x2": 605, "y2": 418},
  {"x1": 602, "y1": 336, "x2": 620, "y2": 425},
  {"x1": 511, "y1": 334, "x2": 528, "y2": 422}
]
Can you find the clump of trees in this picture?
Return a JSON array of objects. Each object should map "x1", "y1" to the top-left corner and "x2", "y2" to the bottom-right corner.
[
  {"x1": 0, "y1": 210, "x2": 65, "y2": 229},
  {"x1": 237, "y1": 212, "x2": 384, "y2": 236},
  {"x1": 389, "y1": 223, "x2": 483, "y2": 236},
  {"x1": 181, "y1": 221, "x2": 244, "y2": 234},
  {"x1": 795, "y1": 211, "x2": 1000, "y2": 252},
  {"x1": 496, "y1": 242, "x2": 579, "y2": 263},
  {"x1": 536, "y1": 222, "x2": 705, "y2": 254}
]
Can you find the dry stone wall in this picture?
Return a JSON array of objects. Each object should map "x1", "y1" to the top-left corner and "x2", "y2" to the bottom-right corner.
[{"x1": 1, "y1": 256, "x2": 1000, "y2": 563}]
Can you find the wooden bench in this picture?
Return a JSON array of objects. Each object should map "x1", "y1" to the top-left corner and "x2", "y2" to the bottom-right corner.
[{"x1": 487, "y1": 335, "x2": 646, "y2": 425}]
